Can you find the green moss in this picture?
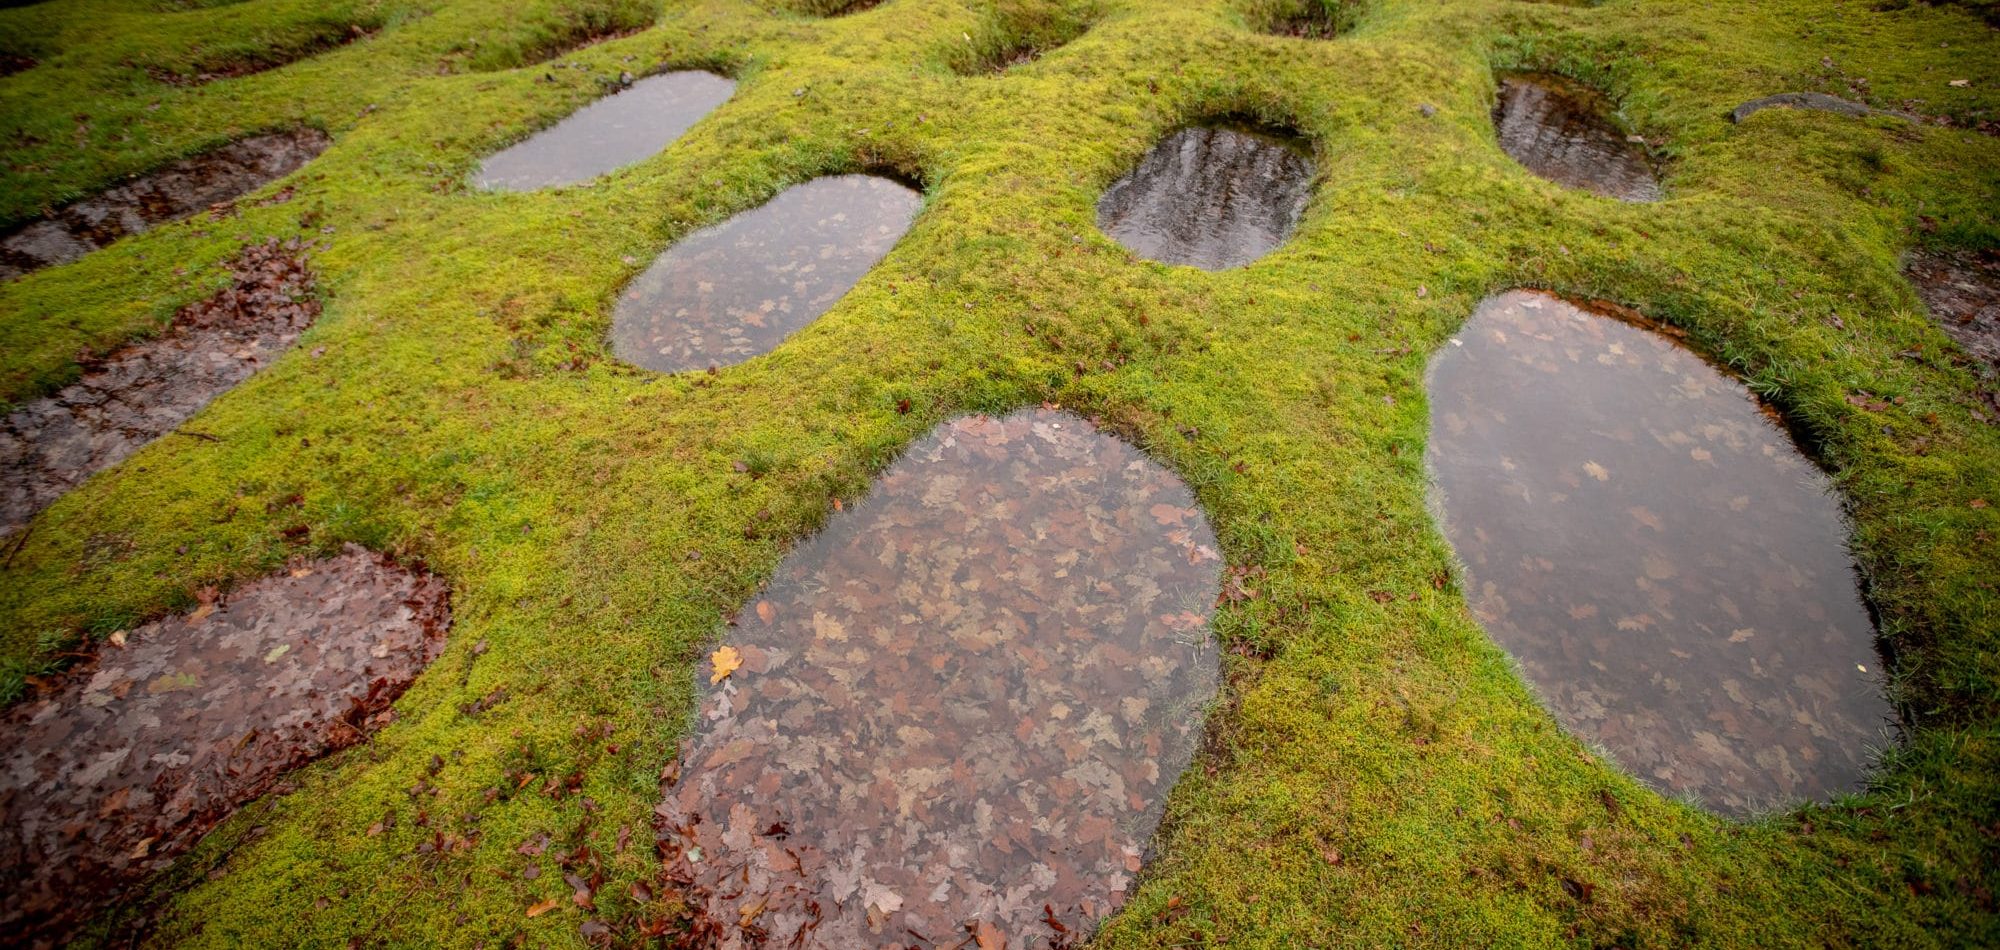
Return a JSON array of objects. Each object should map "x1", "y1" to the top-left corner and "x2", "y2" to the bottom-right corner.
[{"x1": 1, "y1": 0, "x2": 1997, "y2": 945}]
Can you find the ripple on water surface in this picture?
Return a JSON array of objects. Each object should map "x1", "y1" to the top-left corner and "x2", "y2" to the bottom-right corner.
[
  {"x1": 1426, "y1": 290, "x2": 1890, "y2": 815},
  {"x1": 610, "y1": 174, "x2": 921, "y2": 373},
  {"x1": 657, "y1": 410, "x2": 1223, "y2": 944},
  {"x1": 473, "y1": 71, "x2": 735, "y2": 190},
  {"x1": 1096, "y1": 124, "x2": 1315, "y2": 270},
  {"x1": 1493, "y1": 74, "x2": 1662, "y2": 203}
]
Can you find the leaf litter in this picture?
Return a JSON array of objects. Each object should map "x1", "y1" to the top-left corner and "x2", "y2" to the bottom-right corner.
[{"x1": 653, "y1": 409, "x2": 1223, "y2": 947}]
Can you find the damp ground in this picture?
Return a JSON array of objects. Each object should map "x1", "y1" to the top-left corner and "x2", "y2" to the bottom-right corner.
[
  {"x1": 0, "y1": 1, "x2": 1997, "y2": 947},
  {"x1": 1905, "y1": 247, "x2": 2000, "y2": 372}
]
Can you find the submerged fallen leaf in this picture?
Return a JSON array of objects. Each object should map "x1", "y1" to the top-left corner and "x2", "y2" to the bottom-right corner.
[{"x1": 709, "y1": 646, "x2": 742, "y2": 684}]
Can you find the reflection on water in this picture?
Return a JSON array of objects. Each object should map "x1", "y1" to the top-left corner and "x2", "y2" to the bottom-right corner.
[
  {"x1": 610, "y1": 174, "x2": 920, "y2": 373},
  {"x1": 1096, "y1": 124, "x2": 1315, "y2": 270},
  {"x1": 1493, "y1": 74, "x2": 1662, "y2": 203},
  {"x1": 657, "y1": 410, "x2": 1222, "y2": 944},
  {"x1": 0, "y1": 546, "x2": 450, "y2": 944},
  {"x1": 472, "y1": 71, "x2": 735, "y2": 190},
  {"x1": 1426, "y1": 290, "x2": 1890, "y2": 816}
]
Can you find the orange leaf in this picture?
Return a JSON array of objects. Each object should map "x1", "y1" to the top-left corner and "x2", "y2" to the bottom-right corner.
[
  {"x1": 710, "y1": 645, "x2": 742, "y2": 684},
  {"x1": 974, "y1": 919, "x2": 1006, "y2": 950},
  {"x1": 525, "y1": 897, "x2": 560, "y2": 918},
  {"x1": 755, "y1": 600, "x2": 775, "y2": 625}
]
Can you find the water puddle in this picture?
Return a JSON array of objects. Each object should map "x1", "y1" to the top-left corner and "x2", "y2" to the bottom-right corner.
[
  {"x1": 0, "y1": 129, "x2": 328, "y2": 280},
  {"x1": 1493, "y1": 74, "x2": 1662, "y2": 203},
  {"x1": 472, "y1": 71, "x2": 735, "y2": 191},
  {"x1": 655, "y1": 409, "x2": 1223, "y2": 945},
  {"x1": 1, "y1": 238, "x2": 320, "y2": 536},
  {"x1": 610, "y1": 174, "x2": 921, "y2": 373},
  {"x1": 1096, "y1": 123, "x2": 1315, "y2": 270},
  {"x1": 0, "y1": 545, "x2": 451, "y2": 943},
  {"x1": 1904, "y1": 248, "x2": 1999, "y2": 372},
  {"x1": 1426, "y1": 290, "x2": 1891, "y2": 816}
]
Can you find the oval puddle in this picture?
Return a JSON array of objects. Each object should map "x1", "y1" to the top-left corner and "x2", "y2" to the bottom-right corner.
[
  {"x1": 609, "y1": 174, "x2": 921, "y2": 373},
  {"x1": 0, "y1": 544, "x2": 451, "y2": 942},
  {"x1": 2, "y1": 239, "x2": 320, "y2": 537},
  {"x1": 0, "y1": 129, "x2": 328, "y2": 280},
  {"x1": 472, "y1": 71, "x2": 735, "y2": 191},
  {"x1": 1425, "y1": 290, "x2": 1891, "y2": 816},
  {"x1": 1096, "y1": 123, "x2": 1315, "y2": 271},
  {"x1": 1493, "y1": 73, "x2": 1662, "y2": 203},
  {"x1": 657, "y1": 409, "x2": 1223, "y2": 943}
]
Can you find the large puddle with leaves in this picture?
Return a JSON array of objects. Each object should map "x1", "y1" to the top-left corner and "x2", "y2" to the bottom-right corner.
[
  {"x1": 0, "y1": 130, "x2": 328, "y2": 280},
  {"x1": 2, "y1": 238, "x2": 320, "y2": 536},
  {"x1": 1426, "y1": 290, "x2": 1890, "y2": 815},
  {"x1": 610, "y1": 174, "x2": 921, "y2": 373},
  {"x1": 655, "y1": 409, "x2": 1222, "y2": 944},
  {"x1": 1096, "y1": 123, "x2": 1315, "y2": 270},
  {"x1": 1493, "y1": 74, "x2": 1662, "y2": 203},
  {"x1": 472, "y1": 71, "x2": 735, "y2": 190},
  {"x1": 0, "y1": 545, "x2": 451, "y2": 943}
]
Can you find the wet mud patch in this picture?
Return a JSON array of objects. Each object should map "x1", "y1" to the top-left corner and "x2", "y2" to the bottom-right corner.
[
  {"x1": 655, "y1": 410, "x2": 1223, "y2": 945},
  {"x1": 1426, "y1": 290, "x2": 1891, "y2": 816},
  {"x1": 948, "y1": 1, "x2": 1096, "y2": 75},
  {"x1": 1254, "y1": 0, "x2": 1365, "y2": 39},
  {"x1": 1096, "y1": 122, "x2": 1315, "y2": 271},
  {"x1": 144, "y1": 21, "x2": 379, "y2": 86},
  {"x1": 472, "y1": 71, "x2": 735, "y2": 191},
  {"x1": 1905, "y1": 248, "x2": 2000, "y2": 371},
  {"x1": 767, "y1": 0, "x2": 884, "y2": 15},
  {"x1": 0, "y1": 52, "x2": 35, "y2": 76},
  {"x1": 610, "y1": 174, "x2": 921, "y2": 373},
  {"x1": 447, "y1": 0, "x2": 656, "y2": 72},
  {"x1": 0, "y1": 129, "x2": 328, "y2": 280},
  {"x1": 1, "y1": 238, "x2": 320, "y2": 536},
  {"x1": 0, "y1": 544, "x2": 451, "y2": 944},
  {"x1": 1493, "y1": 73, "x2": 1662, "y2": 202}
]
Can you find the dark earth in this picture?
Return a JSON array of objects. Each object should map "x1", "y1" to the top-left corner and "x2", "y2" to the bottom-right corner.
[
  {"x1": 0, "y1": 129, "x2": 329, "y2": 280},
  {"x1": 1426, "y1": 290, "x2": 1892, "y2": 816},
  {"x1": 1492, "y1": 74, "x2": 1663, "y2": 203},
  {"x1": 0, "y1": 545, "x2": 451, "y2": 946},
  {"x1": 654, "y1": 409, "x2": 1223, "y2": 947},
  {"x1": 1, "y1": 238, "x2": 320, "y2": 536},
  {"x1": 1095, "y1": 124, "x2": 1316, "y2": 271},
  {"x1": 473, "y1": 71, "x2": 736, "y2": 191},
  {"x1": 1905, "y1": 247, "x2": 2000, "y2": 372},
  {"x1": 610, "y1": 174, "x2": 921, "y2": 373}
]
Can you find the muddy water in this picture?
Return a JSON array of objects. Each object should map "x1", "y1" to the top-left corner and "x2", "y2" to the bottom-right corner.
[
  {"x1": 1426, "y1": 290, "x2": 1890, "y2": 816},
  {"x1": 1905, "y1": 248, "x2": 2000, "y2": 372},
  {"x1": 656, "y1": 410, "x2": 1223, "y2": 945},
  {"x1": 610, "y1": 174, "x2": 920, "y2": 373},
  {"x1": 0, "y1": 130, "x2": 328, "y2": 280},
  {"x1": 472, "y1": 71, "x2": 735, "y2": 190},
  {"x1": 1, "y1": 239, "x2": 319, "y2": 536},
  {"x1": 1493, "y1": 74, "x2": 1662, "y2": 203},
  {"x1": 1096, "y1": 124, "x2": 1315, "y2": 270},
  {"x1": 0, "y1": 545, "x2": 451, "y2": 945}
]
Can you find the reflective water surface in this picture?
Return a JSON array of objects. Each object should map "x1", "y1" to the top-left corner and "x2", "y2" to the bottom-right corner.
[
  {"x1": 610, "y1": 174, "x2": 920, "y2": 373},
  {"x1": 1426, "y1": 290, "x2": 1891, "y2": 815},
  {"x1": 657, "y1": 410, "x2": 1222, "y2": 945},
  {"x1": 0, "y1": 546, "x2": 451, "y2": 944},
  {"x1": 1096, "y1": 124, "x2": 1315, "y2": 270},
  {"x1": 472, "y1": 71, "x2": 735, "y2": 190},
  {"x1": 0, "y1": 129, "x2": 328, "y2": 280},
  {"x1": 1493, "y1": 74, "x2": 1662, "y2": 203}
]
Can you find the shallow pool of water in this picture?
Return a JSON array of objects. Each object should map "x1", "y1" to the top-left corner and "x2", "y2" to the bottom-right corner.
[
  {"x1": 1096, "y1": 124, "x2": 1315, "y2": 270},
  {"x1": 472, "y1": 71, "x2": 735, "y2": 190},
  {"x1": 657, "y1": 409, "x2": 1222, "y2": 943},
  {"x1": 610, "y1": 174, "x2": 921, "y2": 373},
  {"x1": 1426, "y1": 290, "x2": 1890, "y2": 815},
  {"x1": 1493, "y1": 74, "x2": 1662, "y2": 203}
]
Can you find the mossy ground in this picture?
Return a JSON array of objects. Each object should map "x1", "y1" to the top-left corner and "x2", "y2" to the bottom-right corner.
[{"x1": 1, "y1": 0, "x2": 1997, "y2": 945}]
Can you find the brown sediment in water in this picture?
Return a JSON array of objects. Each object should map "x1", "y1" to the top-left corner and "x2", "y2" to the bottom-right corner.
[
  {"x1": 610, "y1": 174, "x2": 921, "y2": 373},
  {"x1": 1904, "y1": 247, "x2": 2000, "y2": 373},
  {"x1": 1493, "y1": 74, "x2": 1662, "y2": 203},
  {"x1": 0, "y1": 545, "x2": 451, "y2": 946},
  {"x1": 1426, "y1": 290, "x2": 1892, "y2": 817},
  {"x1": 472, "y1": 71, "x2": 736, "y2": 191},
  {"x1": 652, "y1": 410, "x2": 1222, "y2": 945},
  {"x1": 1096, "y1": 123, "x2": 1315, "y2": 271},
  {"x1": 0, "y1": 129, "x2": 328, "y2": 280},
  {"x1": 1, "y1": 238, "x2": 320, "y2": 536}
]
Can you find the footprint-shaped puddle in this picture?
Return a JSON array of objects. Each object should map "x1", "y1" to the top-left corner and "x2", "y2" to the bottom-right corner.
[
  {"x1": 610, "y1": 174, "x2": 921, "y2": 373},
  {"x1": 1426, "y1": 290, "x2": 1890, "y2": 815},
  {"x1": 658, "y1": 409, "x2": 1223, "y2": 942},
  {"x1": 1493, "y1": 73, "x2": 1662, "y2": 202},
  {"x1": 1096, "y1": 122, "x2": 1315, "y2": 270},
  {"x1": 472, "y1": 71, "x2": 735, "y2": 190}
]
